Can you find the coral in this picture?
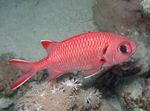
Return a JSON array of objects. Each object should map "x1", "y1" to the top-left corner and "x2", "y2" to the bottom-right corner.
[
  {"x1": 14, "y1": 77, "x2": 118, "y2": 111},
  {"x1": 14, "y1": 78, "x2": 100, "y2": 111}
]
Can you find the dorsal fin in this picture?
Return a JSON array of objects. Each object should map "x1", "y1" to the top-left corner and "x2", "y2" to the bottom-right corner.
[
  {"x1": 40, "y1": 40, "x2": 57, "y2": 54},
  {"x1": 41, "y1": 40, "x2": 53, "y2": 49}
]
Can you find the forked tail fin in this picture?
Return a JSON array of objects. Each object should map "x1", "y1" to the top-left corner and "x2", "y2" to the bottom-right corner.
[{"x1": 9, "y1": 59, "x2": 35, "y2": 90}]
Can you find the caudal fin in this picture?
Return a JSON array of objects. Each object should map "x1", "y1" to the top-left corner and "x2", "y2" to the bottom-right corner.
[{"x1": 9, "y1": 59, "x2": 35, "y2": 90}]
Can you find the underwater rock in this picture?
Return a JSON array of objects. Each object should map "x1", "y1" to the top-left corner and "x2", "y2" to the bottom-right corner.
[
  {"x1": 0, "y1": 53, "x2": 18, "y2": 97},
  {"x1": 0, "y1": 98, "x2": 13, "y2": 110},
  {"x1": 133, "y1": 108, "x2": 145, "y2": 111},
  {"x1": 99, "y1": 100, "x2": 120, "y2": 111},
  {"x1": 93, "y1": 0, "x2": 142, "y2": 33},
  {"x1": 93, "y1": 0, "x2": 150, "y2": 34},
  {"x1": 14, "y1": 77, "x2": 119, "y2": 111},
  {"x1": 93, "y1": 0, "x2": 150, "y2": 75},
  {"x1": 114, "y1": 76, "x2": 150, "y2": 111},
  {"x1": 116, "y1": 77, "x2": 144, "y2": 99},
  {"x1": 141, "y1": 0, "x2": 150, "y2": 15},
  {"x1": 93, "y1": 30, "x2": 150, "y2": 111},
  {"x1": 94, "y1": 64, "x2": 140, "y2": 111},
  {"x1": 140, "y1": 0, "x2": 150, "y2": 33},
  {"x1": 119, "y1": 79, "x2": 150, "y2": 111},
  {"x1": 128, "y1": 30, "x2": 150, "y2": 75},
  {"x1": 0, "y1": 53, "x2": 50, "y2": 111},
  {"x1": 95, "y1": 70, "x2": 150, "y2": 111}
]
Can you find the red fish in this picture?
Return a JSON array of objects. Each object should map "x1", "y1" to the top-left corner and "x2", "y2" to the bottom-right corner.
[{"x1": 9, "y1": 32, "x2": 137, "y2": 90}]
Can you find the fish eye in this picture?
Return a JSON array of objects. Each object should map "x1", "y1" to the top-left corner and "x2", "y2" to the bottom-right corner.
[
  {"x1": 120, "y1": 45, "x2": 127, "y2": 54},
  {"x1": 118, "y1": 42, "x2": 132, "y2": 54}
]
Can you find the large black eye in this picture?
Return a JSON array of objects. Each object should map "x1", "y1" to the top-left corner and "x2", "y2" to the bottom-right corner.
[{"x1": 120, "y1": 45, "x2": 127, "y2": 54}]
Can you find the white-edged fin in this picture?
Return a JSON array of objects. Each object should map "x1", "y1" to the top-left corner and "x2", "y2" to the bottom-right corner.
[
  {"x1": 11, "y1": 71, "x2": 34, "y2": 90},
  {"x1": 9, "y1": 59, "x2": 33, "y2": 73},
  {"x1": 83, "y1": 70, "x2": 99, "y2": 79},
  {"x1": 40, "y1": 40, "x2": 57, "y2": 54}
]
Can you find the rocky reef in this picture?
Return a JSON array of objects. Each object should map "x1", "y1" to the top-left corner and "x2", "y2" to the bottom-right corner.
[
  {"x1": 93, "y1": 0, "x2": 150, "y2": 34},
  {"x1": 93, "y1": 0, "x2": 150, "y2": 111},
  {"x1": 141, "y1": 0, "x2": 150, "y2": 15},
  {"x1": 14, "y1": 78, "x2": 118, "y2": 111}
]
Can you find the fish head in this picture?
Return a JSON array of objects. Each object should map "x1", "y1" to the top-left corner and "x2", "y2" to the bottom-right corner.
[{"x1": 103, "y1": 34, "x2": 138, "y2": 66}]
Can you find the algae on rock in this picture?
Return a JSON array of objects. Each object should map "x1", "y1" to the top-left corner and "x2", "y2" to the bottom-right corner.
[{"x1": 14, "y1": 77, "x2": 119, "y2": 111}]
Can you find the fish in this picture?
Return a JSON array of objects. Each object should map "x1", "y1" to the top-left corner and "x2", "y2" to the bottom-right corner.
[{"x1": 9, "y1": 32, "x2": 137, "y2": 90}]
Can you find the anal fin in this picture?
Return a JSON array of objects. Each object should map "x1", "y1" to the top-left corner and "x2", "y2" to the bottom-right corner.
[
  {"x1": 83, "y1": 62, "x2": 104, "y2": 78},
  {"x1": 11, "y1": 71, "x2": 34, "y2": 90},
  {"x1": 83, "y1": 69, "x2": 99, "y2": 78},
  {"x1": 47, "y1": 68, "x2": 64, "y2": 81}
]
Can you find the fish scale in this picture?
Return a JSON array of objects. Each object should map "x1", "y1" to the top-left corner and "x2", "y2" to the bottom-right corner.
[
  {"x1": 51, "y1": 34, "x2": 109, "y2": 72},
  {"x1": 9, "y1": 32, "x2": 137, "y2": 90}
]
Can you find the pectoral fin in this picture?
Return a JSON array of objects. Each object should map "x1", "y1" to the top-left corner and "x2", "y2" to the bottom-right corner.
[
  {"x1": 83, "y1": 62, "x2": 104, "y2": 78},
  {"x1": 83, "y1": 69, "x2": 99, "y2": 78}
]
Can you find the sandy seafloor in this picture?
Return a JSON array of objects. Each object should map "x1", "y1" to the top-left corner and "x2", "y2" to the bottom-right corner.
[{"x1": 0, "y1": 0, "x2": 96, "y2": 60}]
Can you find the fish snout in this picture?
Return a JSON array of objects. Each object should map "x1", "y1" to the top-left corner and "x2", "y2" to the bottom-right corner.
[{"x1": 132, "y1": 42, "x2": 138, "y2": 53}]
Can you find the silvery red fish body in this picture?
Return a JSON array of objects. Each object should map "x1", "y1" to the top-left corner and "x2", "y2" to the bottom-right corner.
[{"x1": 9, "y1": 32, "x2": 137, "y2": 90}]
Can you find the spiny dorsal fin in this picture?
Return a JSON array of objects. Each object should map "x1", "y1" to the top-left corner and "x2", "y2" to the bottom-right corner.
[
  {"x1": 41, "y1": 40, "x2": 54, "y2": 49},
  {"x1": 40, "y1": 40, "x2": 57, "y2": 54}
]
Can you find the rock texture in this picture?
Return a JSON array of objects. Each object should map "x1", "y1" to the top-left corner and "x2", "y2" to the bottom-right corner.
[
  {"x1": 93, "y1": 0, "x2": 150, "y2": 111},
  {"x1": 14, "y1": 78, "x2": 119, "y2": 111},
  {"x1": 93, "y1": 0, "x2": 142, "y2": 33}
]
